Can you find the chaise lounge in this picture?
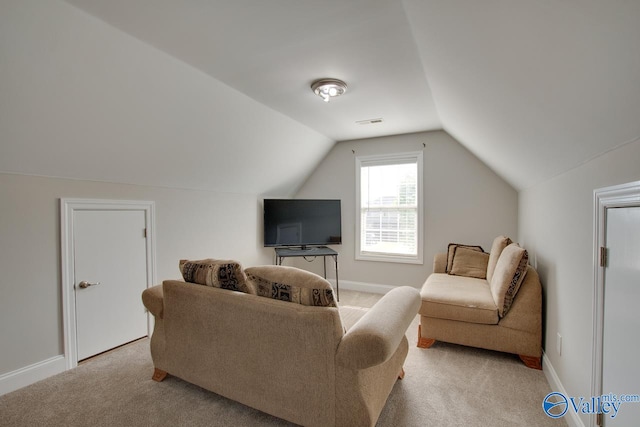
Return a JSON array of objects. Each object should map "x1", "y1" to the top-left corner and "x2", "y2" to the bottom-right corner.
[{"x1": 417, "y1": 236, "x2": 543, "y2": 369}]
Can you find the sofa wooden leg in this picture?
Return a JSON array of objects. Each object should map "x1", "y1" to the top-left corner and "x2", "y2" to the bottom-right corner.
[
  {"x1": 519, "y1": 355, "x2": 542, "y2": 370},
  {"x1": 417, "y1": 325, "x2": 436, "y2": 348},
  {"x1": 152, "y1": 368, "x2": 168, "y2": 382},
  {"x1": 398, "y1": 368, "x2": 405, "y2": 380},
  {"x1": 418, "y1": 337, "x2": 436, "y2": 348}
]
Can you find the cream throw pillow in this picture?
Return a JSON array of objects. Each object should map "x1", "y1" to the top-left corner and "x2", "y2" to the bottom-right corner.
[
  {"x1": 449, "y1": 247, "x2": 490, "y2": 279},
  {"x1": 446, "y1": 243, "x2": 484, "y2": 273},
  {"x1": 486, "y1": 235, "x2": 512, "y2": 283},
  {"x1": 490, "y1": 243, "x2": 528, "y2": 317}
]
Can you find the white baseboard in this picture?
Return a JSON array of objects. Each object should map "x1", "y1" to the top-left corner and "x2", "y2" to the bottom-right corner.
[
  {"x1": 542, "y1": 351, "x2": 586, "y2": 427},
  {"x1": 0, "y1": 355, "x2": 66, "y2": 396},
  {"x1": 330, "y1": 279, "x2": 397, "y2": 295}
]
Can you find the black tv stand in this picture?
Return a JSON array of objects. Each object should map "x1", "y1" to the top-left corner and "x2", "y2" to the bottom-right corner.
[{"x1": 274, "y1": 246, "x2": 339, "y2": 301}]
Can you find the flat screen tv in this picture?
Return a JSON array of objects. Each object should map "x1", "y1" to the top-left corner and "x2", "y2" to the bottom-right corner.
[{"x1": 263, "y1": 199, "x2": 342, "y2": 248}]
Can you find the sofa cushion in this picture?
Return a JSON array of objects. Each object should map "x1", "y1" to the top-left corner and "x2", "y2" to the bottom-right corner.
[
  {"x1": 419, "y1": 274, "x2": 499, "y2": 325},
  {"x1": 179, "y1": 259, "x2": 252, "y2": 294},
  {"x1": 486, "y1": 235, "x2": 512, "y2": 283},
  {"x1": 446, "y1": 243, "x2": 484, "y2": 273},
  {"x1": 490, "y1": 244, "x2": 529, "y2": 317},
  {"x1": 245, "y1": 265, "x2": 337, "y2": 307},
  {"x1": 449, "y1": 247, "x2": 490, "y2": 279}
]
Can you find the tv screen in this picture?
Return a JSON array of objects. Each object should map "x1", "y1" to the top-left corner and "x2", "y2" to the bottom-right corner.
[{"x1": 263, "y1": 199, "x2": 342, "y2": 248}]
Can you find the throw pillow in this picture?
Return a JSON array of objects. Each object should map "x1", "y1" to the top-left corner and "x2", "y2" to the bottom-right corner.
[
  {"x1": 490, "y1": 243, "x2": 529, "y2": 317},
  {"x1": 449, "y1": 246, "x2": 490, "y2": 279},
  {"x1": 179, "y1": 259, "x2": 252, "y2": 294},
  {"x1": 446, "y1": 243, "x2": 484, "y2": 273},
  {"x1": 486, "y1": 235, "x2": 513, "y2": 283},
  {"x1": 245, "y1": 265, "x2": 337, "y2": 307}
]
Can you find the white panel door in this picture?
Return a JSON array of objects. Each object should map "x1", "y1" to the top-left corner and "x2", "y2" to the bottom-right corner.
[
  {"x1": 602, "y1": 206, "x2": 640, "y2": 426},
  {"x1": 74, "y1": 209, "x2": 148, "y2": 360}
]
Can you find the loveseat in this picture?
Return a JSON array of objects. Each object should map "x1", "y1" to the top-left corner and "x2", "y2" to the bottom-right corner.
[
  {"x1": 417, "y1": 236, "x2": 542, "y2": 369},
  {"x1": 142, "y1": 260, "x2": 421, "y2": 427}
]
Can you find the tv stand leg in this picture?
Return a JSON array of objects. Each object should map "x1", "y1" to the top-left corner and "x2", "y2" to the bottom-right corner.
[{"x1": 334, "y1": 254, "x2": 339, "y2": 302}]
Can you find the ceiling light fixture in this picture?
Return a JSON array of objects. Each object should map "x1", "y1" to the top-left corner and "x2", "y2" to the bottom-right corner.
[{"x1": 311, "y1": 78, "x2": 347, "y2": 103}]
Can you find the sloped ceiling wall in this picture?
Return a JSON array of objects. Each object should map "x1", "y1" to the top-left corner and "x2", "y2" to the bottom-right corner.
[
  {"x1": 0, "y1": 0, "x2": 333, "y2": 197},
  {"x1": 403, "y1": 0, "x2": 640, "y2": 190}
]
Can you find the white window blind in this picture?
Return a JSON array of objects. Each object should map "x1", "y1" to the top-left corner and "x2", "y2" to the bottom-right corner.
[{"x1": 356, "y1": 152, "x2": 423, "y2": 264}]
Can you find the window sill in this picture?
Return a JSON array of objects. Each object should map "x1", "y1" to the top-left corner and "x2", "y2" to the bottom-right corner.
[{"x1": 356, "y1": 252, "x2": 423, "y2": 265}]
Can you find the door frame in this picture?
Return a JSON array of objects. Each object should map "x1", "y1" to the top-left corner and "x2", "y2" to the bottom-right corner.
[
  {"x1": 591, "y1": 180, "x2": 640, "y2": 427},
  {"x1": 60, "y1": 198, "x2": 156, "y2": 369}
]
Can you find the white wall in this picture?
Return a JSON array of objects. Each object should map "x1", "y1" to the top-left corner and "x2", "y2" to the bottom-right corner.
[
  {"x1": 519, "y1": 138, "x2": 640, "y2": 426},
  {"x1": 0, "y1": 172, "x2": 271, "y2": 379},
  {"x1": 291, "y1": 131, "x2": 518, "y2": 289}
]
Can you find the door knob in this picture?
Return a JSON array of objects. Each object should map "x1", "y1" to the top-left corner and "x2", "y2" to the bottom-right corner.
[{"x1": 78, "y1": 281, "x2": 101, "y2": 289}]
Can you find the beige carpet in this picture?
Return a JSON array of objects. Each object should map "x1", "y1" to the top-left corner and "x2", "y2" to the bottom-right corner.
[{"x1": 0, "y1": 312, "x2": 567, "y2": 426}]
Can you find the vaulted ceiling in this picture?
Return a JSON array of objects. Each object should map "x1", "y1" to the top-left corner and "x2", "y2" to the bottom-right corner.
[{"x1": 4, "y1": 1, "x2": 640, "y2": 194}]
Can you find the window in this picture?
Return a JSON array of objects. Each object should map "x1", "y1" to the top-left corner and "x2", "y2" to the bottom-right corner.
[{"x1": 355, "y1": 152, "x2": 423, "y2": 264}]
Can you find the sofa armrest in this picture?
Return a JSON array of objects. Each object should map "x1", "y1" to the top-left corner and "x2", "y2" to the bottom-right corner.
[
  {"x1": 142, "y1": 285, "x2": 164, "y2": 319},
  {"x1": 335, "y1": 286, "x2": 420, "y2": 370},
  {"x1": 433, "y1": 252, "x2": 447, "y2": 273}
]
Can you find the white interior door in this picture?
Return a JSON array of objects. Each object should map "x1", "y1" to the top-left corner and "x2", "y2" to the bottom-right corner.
[
  {"x1": 602, "y1": 206, "x2": 640, "y2": 426},
  {"x1": 74, "y1": 209, "x2": 149, "y2": 360}
]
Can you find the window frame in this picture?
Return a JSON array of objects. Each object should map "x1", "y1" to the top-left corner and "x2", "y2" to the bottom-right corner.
[{"x1": 355, "y1": 151, "x2": 424, "y2": 264}]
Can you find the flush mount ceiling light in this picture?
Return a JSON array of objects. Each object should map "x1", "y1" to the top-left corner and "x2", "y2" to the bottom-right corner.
[{"x1": 311, "y1": 78, "x2": 347, "y2": 103}]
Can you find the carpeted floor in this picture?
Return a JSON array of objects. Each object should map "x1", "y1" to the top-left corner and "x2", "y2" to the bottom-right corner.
[{"x1": 0, "y1": 292, "x2": 567, "y2": 427}]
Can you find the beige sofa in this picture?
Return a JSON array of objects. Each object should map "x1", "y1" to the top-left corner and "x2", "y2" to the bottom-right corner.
[
  {"x1": 417, "y1": 236, "x2": 542, "y2": 369},
  {"x1": 142, "y1": 261, "x2": 420, "y2": 427}
]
